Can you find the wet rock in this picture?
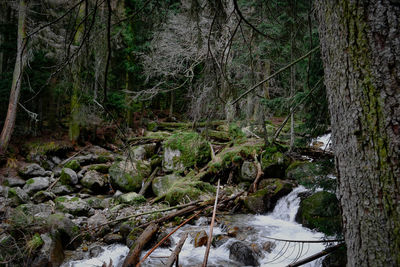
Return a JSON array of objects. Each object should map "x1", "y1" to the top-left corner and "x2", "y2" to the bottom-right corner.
[
  {"x1": 151, "y1": 173, "x2": 181, "y2": 197},
  {"x1": 55, "y1": 196, "x2": 91, "y2": 216},
  {"x1": 296, "y1": 191, "x2": 342, "y2": 235},
  {"x1": 81, "y1": 170, "x2": 107, "y2": 193},
  {"x1": 86, "y1": 163, "x2": 110, "y2": 174},
  {"x1": 23, "y1": 177, "x2": 50, "y2": 195},
  {"x1": 19, "y1": 163, "x2": 49, "y2": 178},
  {"x1": 46, "y1": 213, "x2": 79, "y2": 242},
  {"x1": 32, "y1": 190, "x2": 56, "y2": 203},
  {"x1": 194, "y1": 230, "x2": 208, "y2": 247},
  {"x1": 60, "y1": 168, "x2": 78, "y2": 185},
  {"x1": 261, "y1": 146, "x2": 290, "y2": 178},
  {"x1": 229, "y1": 241, "x2": 259, "y2": 266},
  {"x1": 118, "y1": 192, "x2": 146, "y2": 205},
  {"x1": 243, "y1": 178, "x2": 294, "y2": 213},
  {"x1": 32, "y1": 233, "x2": 64, "y2": 267},
  {"x1": 162, "y1": 132, "x2": 211, "y2": 172},
  {"x1": 262, "y1": 241, "x2": 276, "y2": 253},
  {"x1": 3, "y1": 176, "x2": 26, "y2": 187},
  {"x1": 212, "y1": 234, "x2": 230, "y2": 248},
  {"x1": 89, "y1": 245, "x2": 105, "y2": 257},
  {"x1": 240, "y1": 161, "x2": 258, "y2": 182},
  {"x1": 104, "y1": 233, "x2": 124, "y2": 244},
  {"x1": 8, "y1": 187, "x2": 30, "y2": 204},
  {"x1": 227, "y1": 226, "x2": 240, "y2": 237},
  {"x1": 109, "y1": 159, "x2": 151, "y2": 192}
]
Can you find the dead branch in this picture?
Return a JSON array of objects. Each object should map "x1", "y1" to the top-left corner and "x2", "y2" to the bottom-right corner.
[
  {"x1": 122, "y1": 223, "x2": 159, "y2": 267},
  {"x1": 248, "y1": 152, "x2": 264, "y2": 193},
  {"x1": 139, "y1": 167, "x2": 160, "y2": 195},
  {"x1": 165, "y1": 232, "x2": 188, "y2": 267},
  {"x1": 287, "y1": 243, "x2": 344, "y2": 267},
  {"x1": 202, "y1": 179, "x2": 220, "y2": 267}
]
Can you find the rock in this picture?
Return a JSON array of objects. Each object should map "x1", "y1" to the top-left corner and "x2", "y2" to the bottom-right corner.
[
  {"x1": 8, "y1": 187, "x2": 30, "y2": 204},
  {"x1": 52, "y1": 156, "x2": 61, "y2": 165},
  {"x1": 227, "y1": 226, "x2": 240, "y2": 237},
  {"x1": 151, "y1": 173, "x2": 181, "y2": 197},
  {"x1": 3, "y1": 176, "x2": 26, "y2": 187},
  {"x1": 118, "y1": 192, "x2": 146, "y2": 205},
  {"x1": 104, "y1": 233, "x2": 124, "y2": 244},
  {"x1": 164, "y1": 179, "x2": 215, "y2": 206},
  {"x1": 51, "y1": 183, "x2": 74, "y2": 195},
  {"x1": 64, "y1": 160, "x2": 81, "y2": 171},
  {"x1": 55, "y1": 196, "x2": 91, "y2": 216},
  {"x1": 212, "y1": 234, "x2": 230, "y2": 248},
  {"x1": 85, "y1": 197, "x2": 104, "y2": 209},
  {"x1": 109, "y1": 159, "x2": 151, "y2": 192},
  {"x1": 194, "y1": 230, "x2": 208, "y2": 247},
  {"x1": 240, "y1": 161, "x2": 258, "y2": 182},
  {"x1": 89, "y1": 245, "x2": 105, "y2": 257},
  {"x1": 262, "y1": 241, "x2": 276, "y2": 253},
  {"x1": 296, "y1": 191, "x2": 342, "y2": 235},
  {"x1": 32, "y1": 233, "x2": 64, "y2": 267},
  {"x1": 23, "y1": 177, "x2": 50, "y2": 195},
  {"x1": 229, "y1": 241, "x2": 259, "y2": 266},
  {"x1": 32, "y1": 190, "x2": 56, "y2": 203},
  {"x1": 261, "y1": 146, "x2": 290, "y2": 178},
  {"x1": 86, "y1": 164, "x2": 110, "y2": 174},
  {"x1": 46, "y1": 213, "x2": 79, "y2": 242},
  {"x1": 60, "y1": 168, "x2": 78, "y2": 185},
  {"x1": 87, "y1": 212, "x2": 109, "y2": 237},
  {"x1": 19, "y1": 163, "x2": 49, "y2": 178},
  {"x1": 75, "y1": 152, "x2": 112, "y2": 166},
  {"x1": 81, "y1": 170, "x2": 107, "y2": 193},
  {"x1": 162, "y1": 131, "x2": 211, "y2": 172},
  {"x1": 243, "y1": 178, "x2": 294, "y2": 213}
]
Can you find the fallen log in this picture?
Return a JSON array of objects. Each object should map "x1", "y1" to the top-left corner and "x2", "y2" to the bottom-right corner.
[
  {"x1": 165, "y1": 232, "x2": 188, "y2": 267},
  {"x1": 122, "y1": 223, "x2": 159, "y2": 267},
  {"x1": 157, "y1": 121, "x2": 225, "y2": 130},
  {"x1": 202, "y1": 130, "x2": 231, "y2": 142},
  {"x1": 287, "y1": 243, "x2": 344, "y2": 267}
]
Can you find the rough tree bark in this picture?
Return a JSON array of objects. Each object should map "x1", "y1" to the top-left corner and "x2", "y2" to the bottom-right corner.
[
  {"x1": 0, "y1": 0, "x2": 29, "y2": 155},
  {"x1": 316, "y1": 1, "x2": 400, "y2": 266}
]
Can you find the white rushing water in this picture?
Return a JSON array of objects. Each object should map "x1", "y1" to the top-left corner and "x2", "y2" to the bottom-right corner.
[
  {"x1": 310, "y1": 133, "x2": 332, "y2": 151},
  {"x1": 65, "y1": 186, "x2": 329, "y2": 267}
]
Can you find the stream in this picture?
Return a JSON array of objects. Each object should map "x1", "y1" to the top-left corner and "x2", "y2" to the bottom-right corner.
[{"x1": 64, "y1": 186, "x2": 330, "y2": 267}]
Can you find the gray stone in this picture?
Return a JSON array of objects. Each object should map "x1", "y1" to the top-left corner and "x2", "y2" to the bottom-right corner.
[
  {"x1": 229, "y1": 241, "x2": 259, "y2": 266},
  {"x1": 104, "y1": 233, "x2": 124, "y2": 244},
  {"x1": 51, "y1": 184, "x2": 74, "y2": 195},
  {"x1": 8, "y1": 187, "x2": 30, "y2": 204},
  {"x1": 109, "y1": 159, "x2": 151, "y2": 192},
  {"x1": 85, "y1": 197, "x2": 104, "y2": 209},
  {"x1": 19, "y1": 163, "x2": 47, "y2": 178},
  {"x1": 32, "y1": 233, "x2": 64, "y2": 267},
  {"x1": 152, "y1": 173, "x2": 181, "y2": 197},
  {"x1": 81, "y1": 170, "x2": 106, "y2": 192},
  {"x1": 4, "y1": 177, "x2": 26, "y2": 187},
  {"x1": 162, "y1": 147, "x2": 185, "y2": 172},
  {"x1": 240, "y1": 161, "x2": 258, "y2": 182},
  {"x1": 23, "y1": 177, "x2": 50, "y2": 195},
  {"x1": 52, "y1": 156, "x2": 61, "y2": 165},
  {"x1": 60, "y1": 168, "x2": 78, "y2": 185},
  {"x1": 118, "y1": 192, "x2": 146, "y2": 205},
  {"x1": 55, "y1": 196, "x2": 91, "y2": 216},
  {"x1": 32, "y1": 190, "x2": 56, "y2": 203}
]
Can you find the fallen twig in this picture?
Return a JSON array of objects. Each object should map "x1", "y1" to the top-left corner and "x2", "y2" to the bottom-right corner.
[{"x1": 165, "y1": 232, "x2": 188, "y2": 267}]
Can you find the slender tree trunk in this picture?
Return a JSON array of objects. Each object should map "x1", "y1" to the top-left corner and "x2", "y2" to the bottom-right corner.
[
  {"x1": 289, "y1": 0, "x2": 296, "y2": 152},
  {"x1": 0, "y1": 0, "x2": 29, "y2": 155},
  {"x1": 316, "y1": 1, "x2": 400, "y2": 266}
]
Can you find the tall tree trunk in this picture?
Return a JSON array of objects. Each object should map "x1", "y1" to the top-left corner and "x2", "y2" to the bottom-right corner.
[
  {"x1": 289, "y1": 0, "x2": 296, "y2": 152},
  {"x1": 0, "y1": 0, "x2": 29, "y2": 154},
  {"x1": 316, "y1": 1, "x2": 400, "y2": 266}
]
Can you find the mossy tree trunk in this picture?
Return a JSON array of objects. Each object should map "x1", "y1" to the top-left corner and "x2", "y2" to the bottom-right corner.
[
  {"x1": 316, "y1": 1, "x2": 400, "y2": 266},
  {"x1": 0, "y1": 0, "x2": 29, "y2": 154}
]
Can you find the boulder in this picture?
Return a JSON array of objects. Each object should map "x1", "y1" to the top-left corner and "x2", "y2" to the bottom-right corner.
[
  {"x1": 85, "y1": 197, "x2": 104, "y2": 209},
  {"x1": 8, "y1": 187, "x2": 30, "y2": 205},
  {"x1": 118, "y1": 192, "x2": 146, "y2": 205},
  {"x1": 151, "y1": 173, "x2": 181, "y2": 197},
  {"x1": 87, "y1": 212, "x2": 109, "y2": 237},
  {"x1": 60, "y1": 168, "x2": 78, "y2": 185},
  {"x1": 32, "y1": 190, "x2": 56, "y2": 203},
  {"x1": 81, "y1": 170, "x2": 107, "y2": 193},
  {"x1": 243, "y1": 178, "x2": 294, "y2": 213},
  {"x1": 104, "y1": 233, "x2": 124, "y2": 244},
  {"x1": 194, "y1": 230, "x2": 208, "y2": 248},
  {"x1": 3, "y1": 176, "x2": 26, "y2": 187},
  {"x1": 130, "y1": 143, "x2": 157, "y2": 161},
  {"x1": 295, "y1": 191, "x2": 342, "y2": 235},
  {"x1": 64, "y1": 160, "x2": 81, "y2": 171},
  {"x1": 31, "y1": 233, "x2": 64, "y2": 267},
  {"x1": 19, "y1": 163, "x2": 50, "y2": 178},
  {"x1": 51, "y1": 184, "x2": 74, "y2": 195},
  {"x1": 162, "y1": 132, "x2": 210, "y2": 172},
  {"x1": 23, "y1": 177, "x2": 50, "y2": 195},
  {"x1": 229, "y1": 241, "x2": 259, "y2": 266},
  {"x1": 109, "y1": 159, "x2": 151, "y2": 192},
  {"x1": 55, "y1": 196, "x2": 92, "y2": 216},
  {"x1": 240, "y1": 161, "x2": 258, "y2": 182},
  {"x1": 261, "y1": 146, "x2": 290, "y2": 178}
]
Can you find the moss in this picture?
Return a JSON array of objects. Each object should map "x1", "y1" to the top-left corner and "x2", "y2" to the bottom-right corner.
[
  {"x1": 27, "y1": 233, "x2": 44, "y2": 251},
  {"x1": 164, "y1": 131, "x2": 210, "y2": 168},
  {"x1": 229, "y1": 123, "x2": 245, "y2": 141},
  {"x1": 164, "y1": 178, "x2": 215, "y2": 206},
  {"x1": 26, "y1": 178, "x2": 34, "y2": 185},
  {"x1": 71, "y1": 197, "x2": 79, "y2": 201},
  {"x1": 147, "y1": 121, "x2": 157, "y2": 131},
  {"x1": 232, "y1": 155, "x2": 243, "y2": 164},
  {"x1": 65, "y1": 160, "x2": 80, "y2": 171},
  {"x1": 88, "y1": 164, "x2": 110, "y2": 173},
  {"x1": 97, "y1": 155, "x2": 112, "y2": 163},
  {"x1": 8, "y1": 188, "x2": 17, "y2": 197},
  {"x1": 55, "y1": 196, "x2": 67, "y2": 203}
]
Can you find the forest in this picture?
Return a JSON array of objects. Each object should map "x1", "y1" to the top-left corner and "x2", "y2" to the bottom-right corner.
[{"x1": 0, "y1": 0, "x2": 398, "y2": 266}]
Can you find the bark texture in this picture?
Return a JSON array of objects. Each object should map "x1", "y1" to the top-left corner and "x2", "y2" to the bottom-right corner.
[
  {"x1": 316, "y1": 0, "x2": 400, "y2": 266},
  {"x1": 0, "y1": 0, "x2": 29, "y2": 154}
]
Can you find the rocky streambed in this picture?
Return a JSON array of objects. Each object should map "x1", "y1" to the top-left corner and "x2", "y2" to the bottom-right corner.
[{"x1": 0, "y1": 124, "x2": 343, "y2": 266}]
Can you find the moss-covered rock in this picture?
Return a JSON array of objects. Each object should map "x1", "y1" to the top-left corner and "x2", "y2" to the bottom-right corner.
[
  {"x1": 8, "y1": 187, "x2": 30, "y2": 205},
  {"x1": 152, "y1": 173, "x2": 181, "y2": 197},
  {"x1": 129, "y1": 143, "x2": 157, "y2": 161},
  {"x1": 163, "y1": 131, "x2": 210, "y2": 172},
  {"x1": 55, "y1": 196, "x2": 91, "y2": 216},
  {"x1": 240, "y1": 161, "x2": 257, "y2": 182},
  {"x1": 64, "y1": 160, "x2": 80, "y2": 171},
  {"x1": 109, "y1": 159, "x2": 151, "y2": 192},
  {"x1": 243, "y1": 178, "x2": 295, "y2": 213},
  {"x1": 81, "y1": 170, "x2": 107, "y2": 193},
  {"x1": 87, "y1": 164, "x2": 110, "y2": 173},
  {"x1": 23, "y1": 177, "x2": 50, "y2": 195},
  {"x1": 261, "y1": 146, "x2": 290, "y2": 178},
  {"x1": 295, "y1": 191, "x2": 342, "y2": 236},
  {"x1": 118, "y1": 192, "x2": 146, "y2": 205},
  {"x1": 32, "y1": 190, "x2": 56, "y2": 203},
  {"x1": 60, "y1": 168, "x2": 78, "y2": 185},
  {"x1": 286, "y1": 160, "x2": 336, "y2": 191},
  {"x1": 164, "y1": 178, "x2": 215, "y2": 206}
]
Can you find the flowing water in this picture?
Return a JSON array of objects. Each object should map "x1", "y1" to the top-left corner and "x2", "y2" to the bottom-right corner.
[{"x1": 64, "y1": 186, "x2": 330, "y2": 267}]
